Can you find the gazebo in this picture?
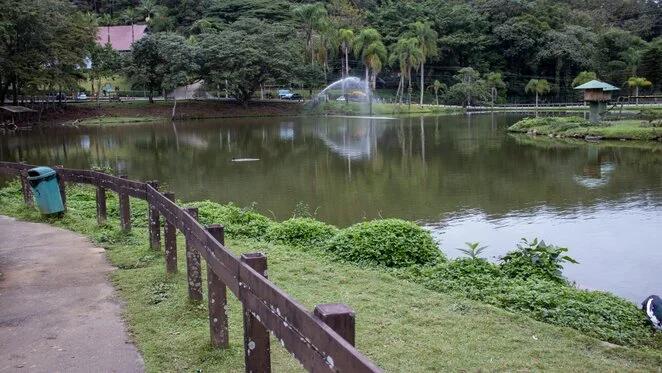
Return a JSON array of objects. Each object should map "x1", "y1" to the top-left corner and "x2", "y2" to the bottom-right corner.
[{"x1": 574, "y1": 80, "x2": 620, "y2": 123}]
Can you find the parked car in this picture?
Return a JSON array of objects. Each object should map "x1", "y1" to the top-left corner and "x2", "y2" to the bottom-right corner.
[
  {"x1": 277, "y1": 89, "x2": 294, "y2": 99},
  {"x1": 290, "y1": 93, "x2": 303, "y2": 101},
  {"x1": 76, "y1": 92, "x2": 88, "y2": 100}
]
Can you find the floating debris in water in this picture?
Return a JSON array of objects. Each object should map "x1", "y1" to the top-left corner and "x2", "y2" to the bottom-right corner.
[{"x1": 231, "y1": 158, "x2": 260, "y2": 162}]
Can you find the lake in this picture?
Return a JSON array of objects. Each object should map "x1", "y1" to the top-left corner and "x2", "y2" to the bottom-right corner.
[{"x1": 1, "y1": 113, "x2": 660, "y2": 302}]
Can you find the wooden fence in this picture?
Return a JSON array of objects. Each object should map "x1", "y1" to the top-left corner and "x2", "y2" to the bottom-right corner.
[{"x1": 0, "y1": 161, "x2": 382, "y2": 373}]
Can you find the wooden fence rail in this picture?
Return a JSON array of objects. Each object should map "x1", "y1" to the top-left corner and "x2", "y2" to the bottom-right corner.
[{"x1": 0, "y1": 161, "x2": 382, "y2": 373}]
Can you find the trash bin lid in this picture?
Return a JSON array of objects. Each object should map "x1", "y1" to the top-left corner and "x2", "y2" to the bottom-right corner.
[{"x1": 27, "y1": 166, "x2": 57, "y2": 180}]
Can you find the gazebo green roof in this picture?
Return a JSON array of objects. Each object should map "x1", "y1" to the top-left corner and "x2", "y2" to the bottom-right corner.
[{"x1": 574, "y1": 80, "x2": 620, "y2": 91}]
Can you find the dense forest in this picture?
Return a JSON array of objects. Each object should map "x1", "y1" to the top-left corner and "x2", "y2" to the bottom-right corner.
[{"x1": 1, "y1": 0, "x2": 661, "y2": 104}]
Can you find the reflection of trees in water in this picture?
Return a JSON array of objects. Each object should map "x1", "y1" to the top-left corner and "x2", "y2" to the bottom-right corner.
[
  {"x1": 2, "y1": 115, "x2": 661, "y2": 225},
  {"x1": 312, "y1": 117, "x2": 384, "y2": 160}
]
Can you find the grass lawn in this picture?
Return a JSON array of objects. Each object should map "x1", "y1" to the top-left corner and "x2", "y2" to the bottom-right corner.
[
  {"x1": 0, "y1": 182, "x2": 661, "y2": 372},
  {"x1": 508, "y1": 117, "x2": 662, "y2": 141},
  {"x1": 76, "y1": 116, "x2": 165, "y2": 126}
]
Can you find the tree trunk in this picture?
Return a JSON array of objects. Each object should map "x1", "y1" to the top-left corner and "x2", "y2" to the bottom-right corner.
[
  {"x1": 148, "y1": 89, "x2": 154, "y2": 103},
  {"x1": 535, "y1": 92, "x2": 539, "y2": 108},
  {"x1": 171, "y1": 96, "x2": 177, "y2": 120},
  {"x1": 407, "y1": 67, "x2": 412, "y2": 110},
  {"x1": 364, "y1": 65, "x2": 369, "y2": 84},
  {"x1": 344, "y1": 49, "x2": 349, "y2": 78},
  {"x1": 12, "y1": 78, "x2": 18, "y2": 105},
  {"x1": 635, "y1": 86, "x2": 639, "y2": 105},
  {"x1": 435, "y1": 91, "x2": 439, "y2": 106},
  {"x1": 0, "y1": 79, "x2": 9, "y2": 104},
  {"x1": 555, "y1": 58, "x2": 562, "y2": 99},
  {"x1": 395, "y1": 74, "x2": 402, "y2": 104},
  {"x1": 419, "y1": 62, "x2": 424, "y2": 107}
]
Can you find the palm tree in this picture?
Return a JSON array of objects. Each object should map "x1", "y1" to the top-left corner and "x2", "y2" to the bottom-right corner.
[
  {"x1": 485, "y1": 72, "x2": 505, "y2": 106},
  {"x1": 525, "y1": 79, "x2": 551, "y2": 109},
  {"x1": 338, "y1": 28, "x2": 354, "y2": 78},
  {"x1": 293, "y1": 3, "x2": 328, "y2": 65},
  {"x1": 354, "y1": 28, "x2": 387, "y2": 90},
  {"x1": 409, "y1": 22, "x2": 438, "y2": 106},
  {"x1": 121, "y1": 8, "x2": 139, "y2": 43},
  {"x1": 98, "y1": 14, "x2": 114, "y2": 45},
  {"x1": 627, "y1": 76, "x2": 652, "y2": 105},
  {"x1": 138, "y1": 0, "x2": 157, "y2": 22},
  {"x1": 427, "y1": 80, "x2": 446, "y2": 106},
  {"x1": 389, "y1": 37, "x2": 423, "y2": 108}
]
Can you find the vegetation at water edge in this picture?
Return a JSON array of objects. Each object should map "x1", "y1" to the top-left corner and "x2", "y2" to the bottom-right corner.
[{"x1": 508, "y1": 115, "x2": 662, "y2": 141}]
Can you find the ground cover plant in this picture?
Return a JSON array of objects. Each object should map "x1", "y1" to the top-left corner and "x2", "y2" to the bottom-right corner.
[
  {"x1": 0, "y1": 181, "x2": 661, "y2": 371},
  {"x1": 508, "y1": 116, "x2": 662, "y2": 141}
]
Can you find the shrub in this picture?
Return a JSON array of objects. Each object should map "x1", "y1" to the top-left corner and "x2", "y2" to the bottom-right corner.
[
  {"x1": 398, "y1": 259, "x2": 651, "y2": 346},
  {"x1": 187, "y1": 200, "x2": 272, "y2": 239},
  {"x1": 326, "y1": 219, "x2": 444, "y2": 267},
  {"x1": 499, "y1": 238, "x2": 578, "y2": 283},
  {"x1": 267, "y1": 218, "x2": 338, "y2": 248}
]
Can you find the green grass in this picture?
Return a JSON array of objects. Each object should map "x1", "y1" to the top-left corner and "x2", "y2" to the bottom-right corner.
[
  {"x1": 312, "y1": 101, "x2": 462, "y2": 116},
  {"x1": 76, "y1": 116, "x2": 166, "y2": 126},
  {"x1": 508, "y1": 116, "x2": 662, "y2": 141},
  {"x1": 1, "y1": 182, "x2": 661, "y2": 371}
]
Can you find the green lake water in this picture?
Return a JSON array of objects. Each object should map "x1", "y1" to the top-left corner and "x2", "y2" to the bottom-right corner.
[{"x1": 1, "y1": 113, "x2": 660, "y2": 301}]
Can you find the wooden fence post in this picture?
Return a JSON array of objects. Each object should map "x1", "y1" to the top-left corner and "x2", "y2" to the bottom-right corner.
[
  {"x1": 206, "y1": 224, "x2": 229, "y2": 349},
  {"x1": 241, "y1": 252, "x2": 271, "y2": 373},
  {"x1": 184, "y1": 207, "x2": 202, "y2": 302},
  {"x1": 118, "y1": 175, "x2": 131, "y2": 232},
  {"x1": 96, "y1": 185, "x2": 107, "y2": 225},
  {"x1": 164, "y1": 192, "x2": 177, "y2": 274},
  {"x1": 314, "y1": 303, "x2": 356, "y2": 346},
  {"x1": 147, "y1": 180, "x2": 161, "y2": 250},
  {"x1": 19, "y1": 170, "x2": 33, "y2": 207}
]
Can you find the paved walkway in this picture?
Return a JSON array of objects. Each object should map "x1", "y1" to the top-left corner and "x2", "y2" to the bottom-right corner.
[{"x1": 0, "y1": 216, "x2": 144, "y2": 372}]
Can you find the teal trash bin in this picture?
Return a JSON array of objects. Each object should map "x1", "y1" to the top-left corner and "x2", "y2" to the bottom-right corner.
[{"x1": 27, "y1": 166, "x2": 64, "y2": 215}]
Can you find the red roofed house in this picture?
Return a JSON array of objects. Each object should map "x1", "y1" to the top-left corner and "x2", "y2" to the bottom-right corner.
[{"x1": 96, "y1": 25, "x2": 148, "y2": 52}]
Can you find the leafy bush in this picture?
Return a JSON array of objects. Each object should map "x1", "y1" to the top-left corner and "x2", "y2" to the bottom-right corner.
[
  {"x1": 187, "y1": 200, "x2": 272, "y2": 239},
  {"x1": 326, "y1": 219, "x2": 444, "y2": 267},
  {"x1": 397, "y1": 258, "x2": 651, "y2": 346},
  {"x1": 499, "y1": 238, "x2": 578, "y2": 283},
  {"x1": 267, "y1": 217, "x2": 338, "y2": 248}
]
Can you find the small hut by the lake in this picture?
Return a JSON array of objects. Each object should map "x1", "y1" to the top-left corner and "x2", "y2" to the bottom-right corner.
[{"x1": 574, "y1": 80, "x2": 620, "y2": 123}]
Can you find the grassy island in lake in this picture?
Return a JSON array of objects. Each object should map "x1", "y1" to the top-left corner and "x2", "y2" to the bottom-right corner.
[{"x1": 508, "y1": 115, "x2": 662, "y2": 141}]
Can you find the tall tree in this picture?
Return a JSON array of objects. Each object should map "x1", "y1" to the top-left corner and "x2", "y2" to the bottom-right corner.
[
  {"x1": 199, "y1": 18, "x2": 295, "y2": 106},
  {"x1": 427, "y1": 79, "x2": 446, "y2": 106},
  {"x1": 121, "y1": 8, "x2": 140, "y2": 42},
  {"x1": 525, "y1": 79, "x2": 551, "y2": 109},
  {"x1": 354, "y1": 28, "x2": 387, "y2": 89},
  {"x1": 338, "y1": 28, "x2": 354, "y2": 78},
  {"x1": 627, "y1": 76, "x2": 652, "y2": 105},
  {"x1": 537, "y1": 26, "x2": 596, "y2": 99},
  {"x1": 127, "y1": 32, "x2": 197, "y2": 109},
  {"x1": 485, "y1": 72, "x2": 505, "y2": 106},
  {"x1": 293, "y1": 2, "x2": 328, "y2": 65},
  {"x1": 0, "y1": 0, "x2": 95, "y2": 104},
  {"x1": 88, "y1": 43, "x2": 121, "y2": 102},
  {"x1": 448, "y1": 67, "x2": 487, "y2": 107},
  {"x1": 389, "y1": 37, "x2": 423, "y2": 106},
  {"x1": 409, "y1": 21, "x2": 438, "y2": 106}
]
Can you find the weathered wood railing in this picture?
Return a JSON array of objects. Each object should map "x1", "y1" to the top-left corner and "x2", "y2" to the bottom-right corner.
[{"x1": 0, "y1": 161, "x2": 382, "y2": 373}]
